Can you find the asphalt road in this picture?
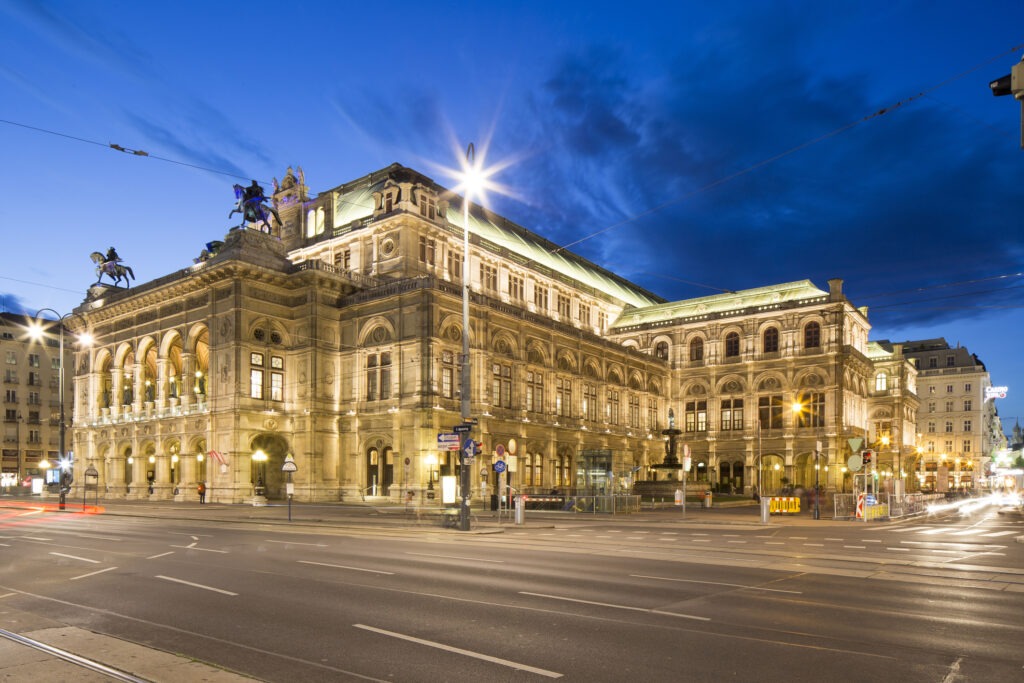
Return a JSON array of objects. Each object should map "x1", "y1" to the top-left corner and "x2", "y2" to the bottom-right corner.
[{"x1": 1, "y1": 503, "x2": 1022, "y2": 682}]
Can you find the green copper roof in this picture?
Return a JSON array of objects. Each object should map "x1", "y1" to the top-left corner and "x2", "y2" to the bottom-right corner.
[
  {"x1": 612, "y1": 280, "x2": 830, "y2": 327},
  {"x1": 326, "y1": 164, "x2": 663, "y2": 308}
]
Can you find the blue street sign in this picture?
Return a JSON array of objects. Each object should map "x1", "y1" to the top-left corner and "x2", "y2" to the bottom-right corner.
[{"x1": 493, "y1": 460, "x2": 507, "y2": 473}]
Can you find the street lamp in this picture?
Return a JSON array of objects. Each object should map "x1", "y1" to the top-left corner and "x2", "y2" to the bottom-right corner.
[
  {"x1": 27, "y1": 310, "x2": 91, "y2": 510},
  {"x1": 252, "y1": 449, "x2": 267, "y2": 497}
]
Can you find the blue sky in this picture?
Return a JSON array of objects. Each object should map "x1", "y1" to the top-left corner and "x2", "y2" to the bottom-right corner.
[{"x1": 2, "y1": 0, "x2": 1022, "y2": 433}]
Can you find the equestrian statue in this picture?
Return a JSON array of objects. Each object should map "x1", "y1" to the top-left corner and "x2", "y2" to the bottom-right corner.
[
  {"x1": 229, "y1": 179, "x2": 281, "y2": 233},
  {"x1": 90, "y1": 247, "x2": 135, "y2": 287}
]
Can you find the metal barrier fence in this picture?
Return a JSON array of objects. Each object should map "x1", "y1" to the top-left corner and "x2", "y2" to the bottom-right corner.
[
  {"x1": 835, "y1": 492, "x2": 946, "y2": 520},
  {"x1": 559, "y1": 495, "x2": 641, "y2": 514}
]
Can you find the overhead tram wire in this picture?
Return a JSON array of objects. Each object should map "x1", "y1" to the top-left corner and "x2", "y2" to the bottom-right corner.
[
  {"x1": 0, "y1": 118, "x2": 375, "y2": 214},
  {"x1": 552, "y1": 42, "x2": 1024, "y2": 256}
]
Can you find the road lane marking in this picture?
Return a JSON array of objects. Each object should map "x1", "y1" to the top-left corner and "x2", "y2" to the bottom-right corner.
[
  {"x1": 406, "y1": 552, "x2": 503, "y2": 563},
  {"x1": 630, "y1": 575, "x2": 802, "y2": 594},
  {"x1": 765, "y1": 542, "x2": 785, "y2": 545},
  {"x1": 354, "y1": 624, "x2": 563, "y2": 678},
  {"x1": 0, "y1": 593, "x2": 15, "y2": 599},
  {"x1": 170, "y1": 545, "x2": 227, "y2": 553},
  {"x1": 861, "y1": 540, "x2": 882, "y2": 543},
  {"x1": 155, "y1": 575, "x2": 237, "y2": 596},
  {"x1": 887, "y1": 548, "x2": 910, "y2": 552},
  {"x1": 982, "y1": 531, "x2": 1017, "y2": 537},
  {"x1": 519, "y1": 592, "x2": 710, "y2": 621},
  {"x1": 147, "y1": 551, "x2": 174, "y2": 559},
  {"x1": 298, "y1": 560, "x2": 394, "y2": 575},
  {"x1": 267, "y1": 539, "x2": 329, "y2": 547},
  {"x1": 824, "y1": 538, "x2": 843, "y2": 541},
  {"x1": 803, "y1": 544, "x2": 824, "y2": 547},
  {"x1": 22, "y1": 536, "x2": 52, "y2": 541},
  {"x1": 844, "y1": 545, "x2": 866, "y2": 549},
  {"x1": 789, "y1": 537, "x2": 807, "y2": 540},
  {"x1": 50, "y1": 552, "x2": 99, "y2": 563},
  {"x1": 71, "y1": 567, "x2": 118, "y2": 581},
  {"x1": 691, "y1": 539, "x2": 710, "y2": 543}
]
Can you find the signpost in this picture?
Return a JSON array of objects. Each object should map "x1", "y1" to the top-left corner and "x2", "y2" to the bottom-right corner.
[{"x1": 282, "y1": 454, "x2": 297, "y2": 522}]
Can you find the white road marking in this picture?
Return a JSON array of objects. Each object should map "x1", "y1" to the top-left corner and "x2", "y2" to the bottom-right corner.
[
  {"x1": 147, "y1": 551, "x2": 174, "y2": 559},
  {"x1": 887, "y1": 548, "x2": 911, "y2": 552},
  {"x1": 519, "y1": 591, "x2": 710, "y2": 621},
  {"x1": 0, "y1": 593, "x2": 15, "y2": 599},
  {"x1": 266, "y1": 539, "x2": 328, "y2": 547},
  {"x1": 156, "y1": 575, "x2": 237, "y2": 596},
  {"x1": 22, "y1": 536, "x2": 51, "y2": 541},
  {"x1": 50, "y1": 552, "x2": 99, "y2": 563},
  {"x1": 844, "y1": 545, "x2": 865, "y2": 549},
  {"x1": 354, "y1": 624, "x2": 563, "y2": 678},
  {"x1": 406, "y1": 552, "x2": 504, "y2": 563},
  {"x1": 803, "y1": 543, "x2": 824, "y2": 547},
  {"x1": 982, "y1": 531, "x2": 1018, "y2": 537},
  {"x1": 298, "y1": 560, "x2": 394, "y2": 575},
  {"x1": 630, "y1": 574, "x2": 802, "y2": 594},
  {"x1": 170, "y1": 545, "x2": 227, "y2": 553},
  {"x1": 765, "y1": 542, "x2": 785, "y2": 545},
  {"x1": 70, "y1": 566, "x2": 118, "y2": 581},
  {"x1": 824, "y1": 538, "x2": 843, "y2": 541}
]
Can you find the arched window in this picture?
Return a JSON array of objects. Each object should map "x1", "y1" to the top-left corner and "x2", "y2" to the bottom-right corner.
[
  {"x1": 804, "y1": 321, "x2": 821, "y2": 349},
  {"x1": 763, "y1": 327, "x2": 779, "y2": 353},
  {"x1": 724, "y1": 332, "x2": 740, "y2": 358},
  {"x1": 654, "y1": 341, "x2": 669, "y2": 360},
  {"x1": 689, "y1": 338, "x2": 704, "y2": 362}
]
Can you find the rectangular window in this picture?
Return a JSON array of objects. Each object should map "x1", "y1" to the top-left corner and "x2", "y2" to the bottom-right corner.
[
  {"x1": 964, "y1": 383, "x2": 971, "y2": 392},
  {"x1": 647, "y1": 397, "x2": 658, "y2": 431},
  {"x1": 526, "y1": 370, "x2": 544, "y2": 412},
  {"x1": 963, "y1": 399, "x2": 972, "y2": 411},
  {"x1": 447, "y1": 251, "x2": 463, "y2": 282},
  {"x1": 758, "y1": 395, "x2": 783, "y2": 429},
  {"x1": 419, "y1": 196, "x2": 436, "y2": 219},
  {"x1": 928, "y1": 402, "x2": 935, "y2": 413},
  {"x1": 607, "y1": 389, "x2": 620, "y2": 425},
  {"x1": 946, "y1": 384, "x2": 954, "y2": 393},
  {"x1": 366, "y1": 355, "x2": 378, "y2": 401},
  {"x1": 557, "y1": 294, "x2": 571, "y2": 318},
  {"x1": 556, "y1": 377, "x2": 572, "y2": 417},
  {"x1": 963, "y1": 440, "x2": 971, "y2": 453},
  {"x1": 582, "y1": 384, "x2": 598, "y2": 422},
  {"x1": 28, "y1": 392, "x2": 39, "y2": 405},
  {"x1": 5, "y1": 389, "x2": 16, "y2": 403},
  {"x1": 928, "y1": 357, "x2": 937, "y2": 368},
  {"x1": 28, "y1": 354, "x2": 40, "y2": 368},
  {"x1": 441, "y1": 351, "x2": 454, "y2": 399},
  {"x1": 720, "y1": 398, "x2": 744, "y2": 430},
  {"x1": 508, "y1": 274, "x2": 524, "y2": 302},
  {"x1": 597, "y1": 310, "x2": 608, "y2": 332},
  {"x1": 628, "y1": 394, "x2": 640, "y2": 428},
  {"x1": 270, "y1": 373, "x2": 283, "y2": 401},
  {"x1": 963, "y1": 420, "x2": 972, "y2": 432},
  {"x1": 945, "y1": 420, "x2": 953, "y2": 433},
  {"x1": 796, "y1": 393, "x2": 825, "y2": 428},
  {"x1": 419, "y1": 236, "x2": 436, "y2": 266},
  {"x1": 579, "y1": 303, "x2": 591, "y2": 326},
  {"x1": 334, "y1": 249, "x2": 351, "y2": 270},
  {"x1": 533, "y1": 285, "x2": 549, "y2": 311},
  {"x1": 5, "y1": 352, "x2": 16, "y2": 365},
  {"x1": 250, "y1": 369, "x2": 264, "y2": 399},
  {"x1": 480, "y1": 264, "x2": 498, "y2": 292},
  {"x1": 945, "y1": 401, "x2": 954, "y2": 412},
  {"x1": 946, "y1": 355, "x2": 955, "y2": 367},
  {"x1": 685, "y1": 400, "x2": 707, "y2": 433},
  {"x1": 491, "y1": 363, "x2": 511, "y2": 408}
]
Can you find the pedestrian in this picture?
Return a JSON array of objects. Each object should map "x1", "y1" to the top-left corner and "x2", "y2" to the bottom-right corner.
[{"x1": 198, "y1": 481, "x2": 206, "y2": 504}]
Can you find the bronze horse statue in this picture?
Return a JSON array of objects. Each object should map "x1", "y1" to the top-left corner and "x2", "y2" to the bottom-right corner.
[
  {"x1": 90, "y1": 252, "x2": 134, "y2": 287},
  {"x1": 229, "y1": 182, "x2": 281, "y2": 233}
]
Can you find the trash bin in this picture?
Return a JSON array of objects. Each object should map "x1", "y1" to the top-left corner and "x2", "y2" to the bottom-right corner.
[{"x1": 514, "y1": 495, "x2": 525, "y2": 525}]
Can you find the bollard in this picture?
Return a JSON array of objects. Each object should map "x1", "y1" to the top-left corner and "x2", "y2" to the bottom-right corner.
[
  {"x1": 514, "y1": 494, "x2": 525, "y2": 525},
  {"x1": 760, "y1": 497, "x2": 771, "y2": 524}
]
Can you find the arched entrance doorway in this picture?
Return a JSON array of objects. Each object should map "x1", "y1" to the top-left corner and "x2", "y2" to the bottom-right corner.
[
  {"x1": 366, "y1": 444, "x2": 394, "y2": 496},
  {"x1": 250, "y1": 433, "x2": 290, "y2": 500}
]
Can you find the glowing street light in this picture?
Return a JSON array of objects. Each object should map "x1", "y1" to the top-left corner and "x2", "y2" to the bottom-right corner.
[{"x1": 27, "y1": 309, "x2": 90, "y2": 510}]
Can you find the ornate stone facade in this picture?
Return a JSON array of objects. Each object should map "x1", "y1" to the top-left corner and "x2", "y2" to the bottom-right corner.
[{"x1": 65, "y1": 164, "x2": 919, "y2": 503}]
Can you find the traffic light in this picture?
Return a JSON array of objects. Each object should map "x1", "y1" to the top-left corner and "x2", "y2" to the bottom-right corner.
[
  {"x1": 862, "y1": 450, "x2": 873, "y2": 465},
  {"x1": 990, "y1": 58, "x2": 1024, "y2": 98},
  {"x1": 473, "y1": 442, "x2": 482, "y2": 456}
]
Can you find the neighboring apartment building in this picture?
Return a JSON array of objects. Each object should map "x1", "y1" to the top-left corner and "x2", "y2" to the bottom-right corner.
[
  {"x1": 897, "y1": 339, "x2": 1000, "y2": 492},
  {"x1": 64, "y1": 164, "x2": 915, "y2": 503},
  {"x1": 1, "y1": 312, "x2": 73, "y2": 487}
]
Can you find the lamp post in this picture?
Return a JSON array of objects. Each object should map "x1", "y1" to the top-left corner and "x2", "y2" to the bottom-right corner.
[
  {"x1": 252, "y1": 449, "x2": 267, "y2": 499},
  {"x1": 28, "y1": 310, "x2": 91, "y2": 511}
]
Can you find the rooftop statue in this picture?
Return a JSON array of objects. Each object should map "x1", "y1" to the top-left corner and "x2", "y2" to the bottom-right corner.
[
  {"x1": 90, "y1": 247, "x2": 134, "y2": 287},
  {"x1": 229, "y1": 180, "x2": 281, "y2": 233}
]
